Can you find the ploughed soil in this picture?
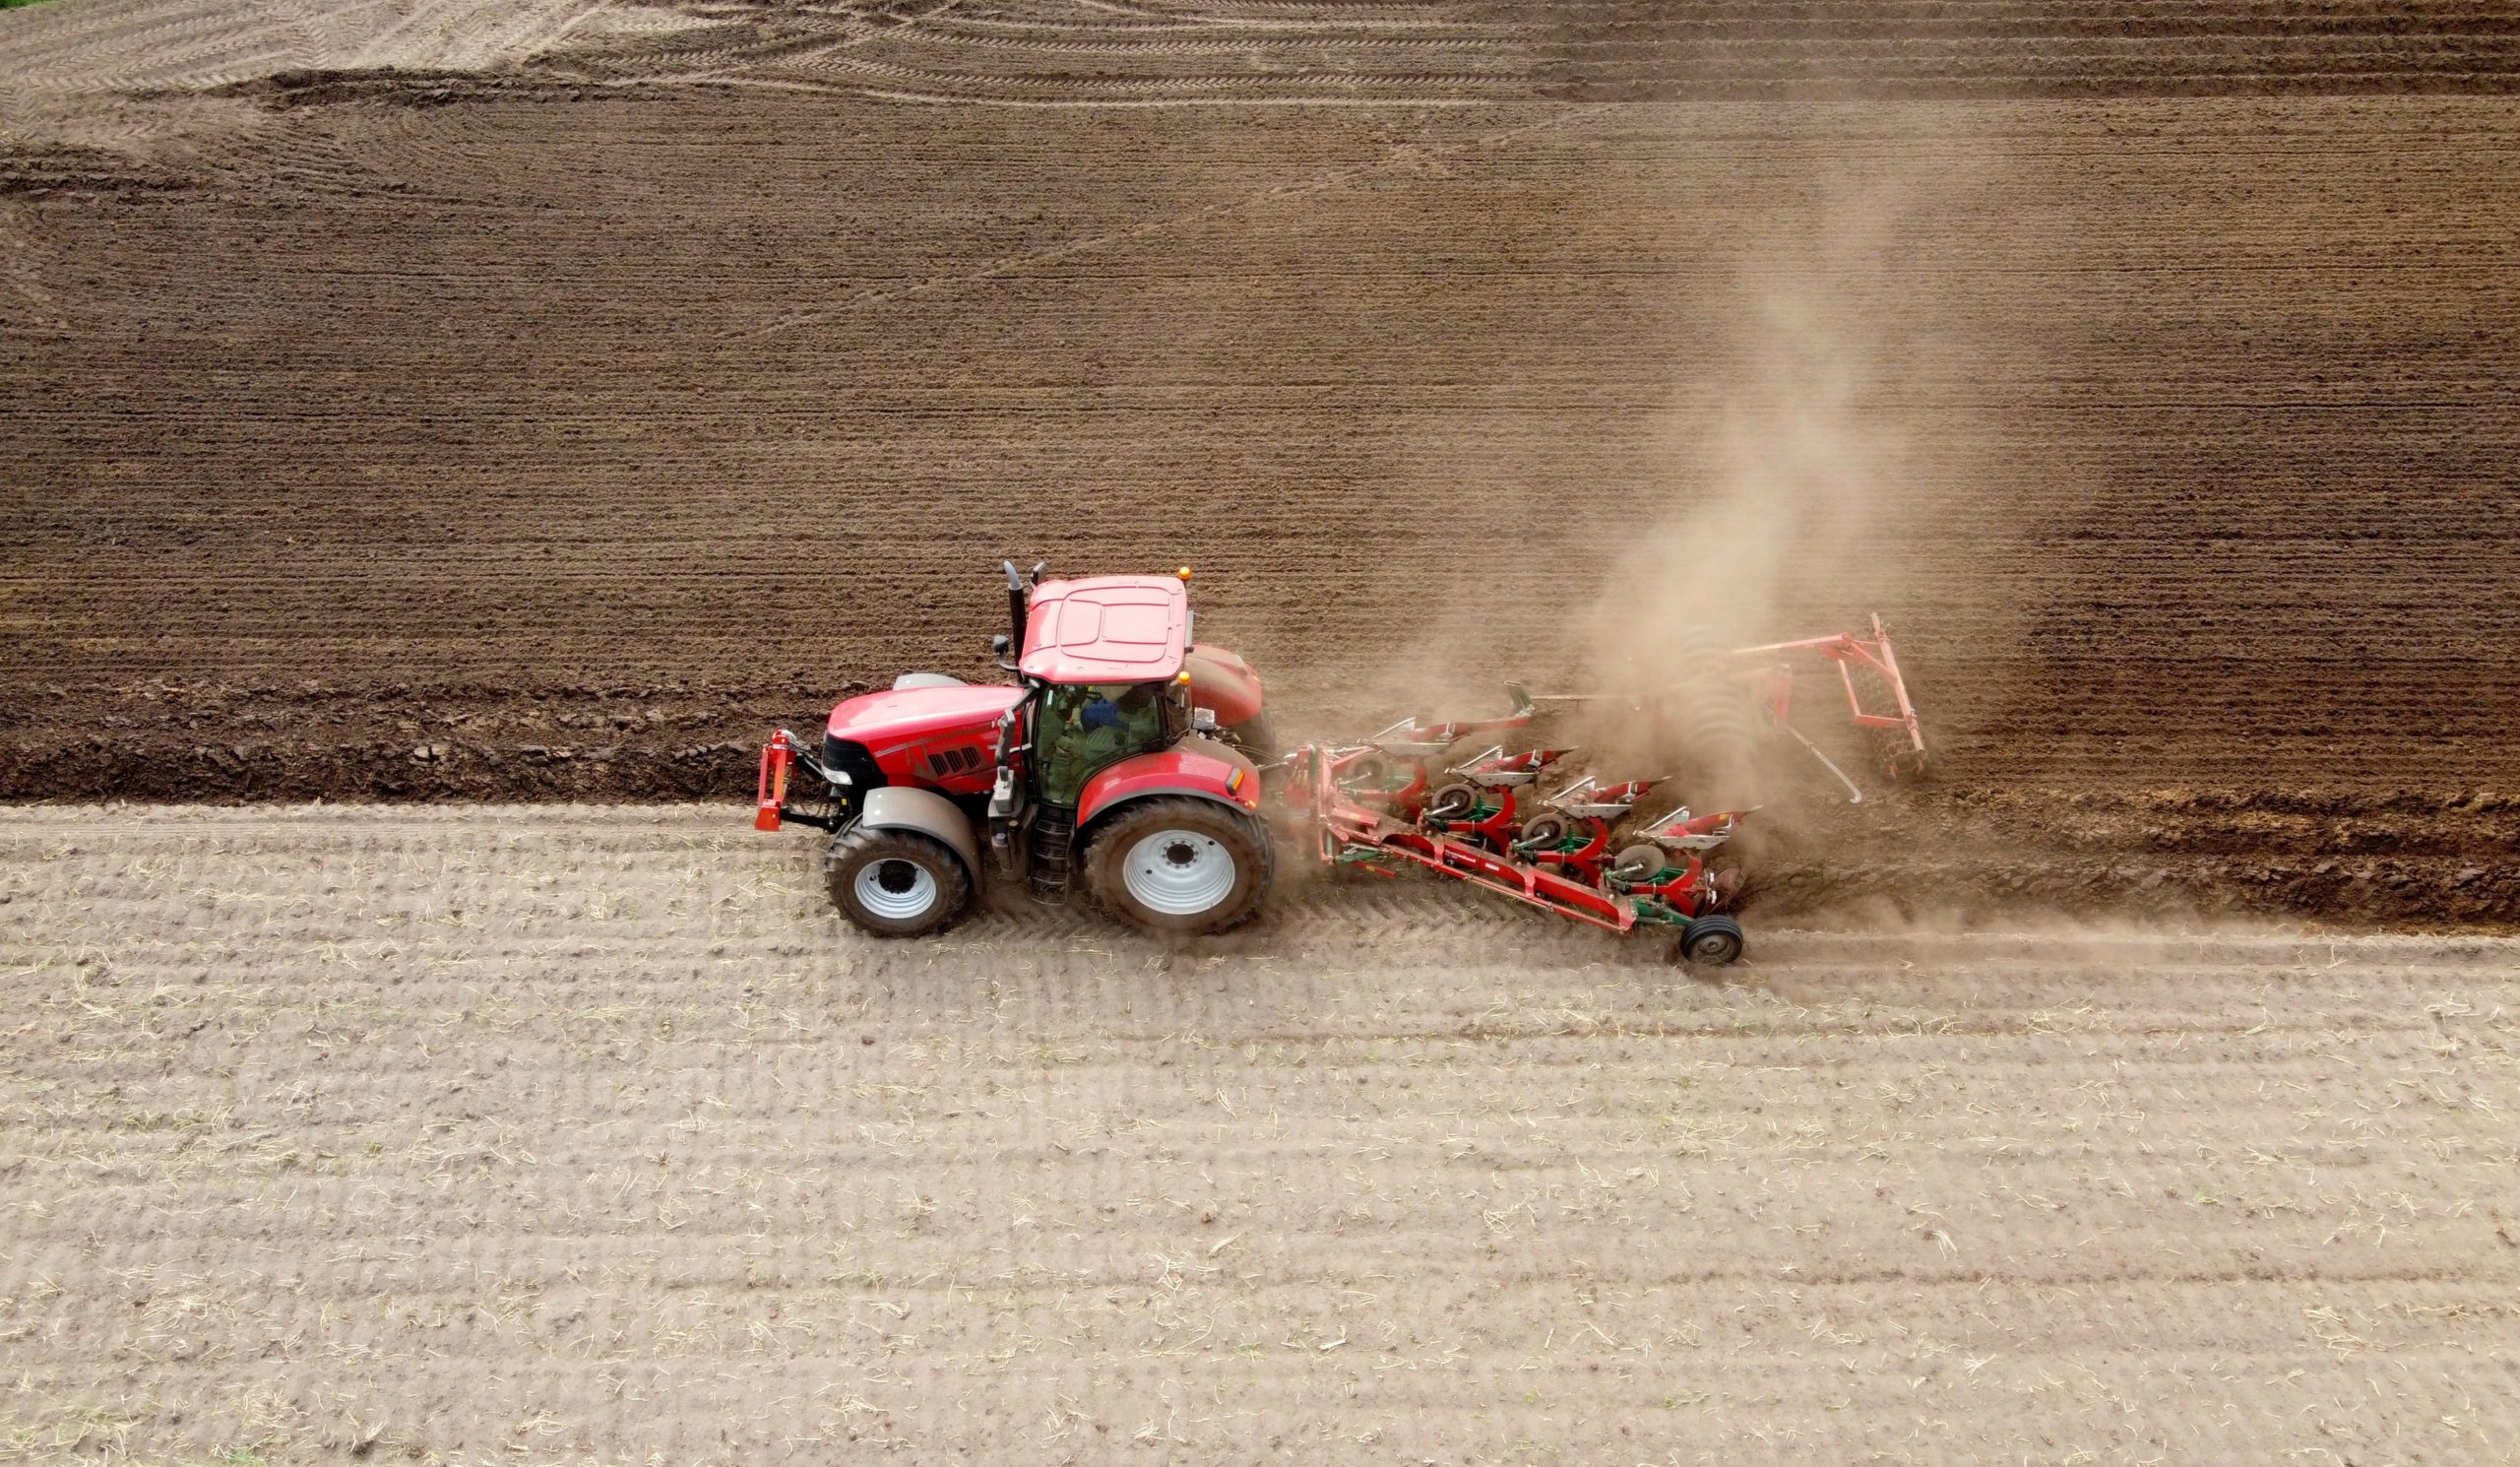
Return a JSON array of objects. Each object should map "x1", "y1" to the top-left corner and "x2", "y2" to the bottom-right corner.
[{"x1": 5, "y1": 3, "x2": 2518, "y2": 930}]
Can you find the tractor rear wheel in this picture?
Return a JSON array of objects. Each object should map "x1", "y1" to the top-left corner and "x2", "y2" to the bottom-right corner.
[
  {"x1": 1088, "y1": 797, "x2": 1273, "y2": 934},
  {"x1": 1678, "y1": 914, "x2": 1745, "y2": 967},
  {"x1": 825, "y1": 824, "x2": 972, "y2": 937}
]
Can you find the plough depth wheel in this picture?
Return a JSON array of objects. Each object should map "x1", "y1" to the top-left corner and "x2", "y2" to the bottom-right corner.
[{"x1": 1679, "y1": 915, "x2": 1745, "y2": 966}]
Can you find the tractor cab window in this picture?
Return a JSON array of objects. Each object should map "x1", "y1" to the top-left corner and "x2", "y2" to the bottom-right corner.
[{"x1": 1033, "y1": 681, "x2": 1169, "y2": 808}]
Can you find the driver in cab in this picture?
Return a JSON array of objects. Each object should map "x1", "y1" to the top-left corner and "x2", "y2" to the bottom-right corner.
[{"x1": 1038, "y1": 682, "x2": 1166, "y2": 804}]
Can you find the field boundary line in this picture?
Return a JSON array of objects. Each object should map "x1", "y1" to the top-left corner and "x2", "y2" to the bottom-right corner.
[{"x1": 613, "y1": 74, "x2": 1497, "y2": 107}]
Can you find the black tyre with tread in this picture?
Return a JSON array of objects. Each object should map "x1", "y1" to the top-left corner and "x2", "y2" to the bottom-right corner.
[
  {"x1": 1678, "y1": 686, "x2": 1759, "y2": 762},
  {"x1": 1661, "y1": 622, "x2": 1762, "y2": 798},
  {"x1": 1678, "y1": 913, "x2": 1745, "y2": 967},
  {"x1": 824, "y1": 824, "x2": 973, "y2": 937},
  {"x1": 1086, "y1": 797, "x2": 1273, "y2": 935},
  {"x1": 1668, "y1": 623, "x2": 1732, "y2": 681}
]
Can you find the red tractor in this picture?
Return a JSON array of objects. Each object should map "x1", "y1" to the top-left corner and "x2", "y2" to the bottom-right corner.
[
  {"x1": 754, "y1": 563, "x2": 1276, "y2": 937},
  {"x1": 754, "y1": 561, "x2": 1928, "y2": 967}
]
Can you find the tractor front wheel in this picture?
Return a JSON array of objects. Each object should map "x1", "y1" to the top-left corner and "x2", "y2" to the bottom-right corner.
[
  {"x1": 825, "y1": 824, "x2": 973, "y2": 937},
  {"x1": 1088, "y1": 797, "x2": 1272, "y2": 935}
]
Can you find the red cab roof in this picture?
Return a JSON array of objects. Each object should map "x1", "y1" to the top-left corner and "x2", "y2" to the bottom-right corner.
[{"x1": 1019, "y1": 575, "x2": 1188, "y2": 684}]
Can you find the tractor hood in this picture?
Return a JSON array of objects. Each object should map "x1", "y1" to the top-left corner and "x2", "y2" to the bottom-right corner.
[{"x1": 826, "y1": 683, "x2": 1023, "y2": 751}]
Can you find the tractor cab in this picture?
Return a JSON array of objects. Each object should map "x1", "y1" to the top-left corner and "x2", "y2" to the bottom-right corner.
[
  {"x1": 1014, "y1": 574, "x2": 1198, "y2": 804},
  {"x1": 985, "y1": 569, "x2": 1266, "y2": 910},
  {"x1": 1032, "y1": 680, "x2": 1173, "y2": 805}
]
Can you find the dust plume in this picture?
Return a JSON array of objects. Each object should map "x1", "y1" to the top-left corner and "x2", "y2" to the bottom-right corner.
[
  {"x1": 1559, "y1": 131, "x2": 2009, "y2": 801},
  {"x1": 1583, "y1": 188, "x2": 1917, "y2": 659}
]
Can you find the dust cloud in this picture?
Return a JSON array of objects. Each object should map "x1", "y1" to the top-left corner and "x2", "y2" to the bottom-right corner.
[
  {"x1": 1588, "y1": 211, "x2": 1910, "y2": 662},
  {"x1": 1540, "y1": 134, "x2": 2011, "y2": 811},
  {"x1": 1293, "y1": 115, "x2": 2020, "y2": 785},
  {"x1": 1577, "y1": 150, "x2": 1965, "y2": 704}
]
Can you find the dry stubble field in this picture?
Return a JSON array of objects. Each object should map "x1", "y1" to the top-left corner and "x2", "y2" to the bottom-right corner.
[
  {"x1": 7, "y1": 2, "x2": 2520, "y2": 1462},
  {"x1": 5, "y1": 807, "x2": 2519, "y2": 1464}
]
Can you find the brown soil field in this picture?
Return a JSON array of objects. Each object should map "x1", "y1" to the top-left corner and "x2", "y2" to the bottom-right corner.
[
  {"x1": 6, "y1": 10, "x2": 2520, "y2": 1457},
  {"x1": 4, "y1": 805, "x2": 2518, "y2": 1463},
  {"x1": 6, "y1": 3, "x2": 2520, "y2": 926}
]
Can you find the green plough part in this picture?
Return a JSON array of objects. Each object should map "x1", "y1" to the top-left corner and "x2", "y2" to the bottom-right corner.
[{"x1": 1628, "y1": 897, "x2": 1692, "y2": 926}]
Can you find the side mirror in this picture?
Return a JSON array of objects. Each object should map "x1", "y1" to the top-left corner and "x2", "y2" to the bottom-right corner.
[
  {"x1": 991, "y1": 634, "x2": 1009, "y2": 655},
  {"x1": 1190, "y1": 706, "x2": 1219, "y2": 733}
]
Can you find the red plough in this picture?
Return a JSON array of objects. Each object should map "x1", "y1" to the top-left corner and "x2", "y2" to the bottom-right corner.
[
  {"x1": 1292, "y1": 742, "x2": 1750, "y2": 965},
  {"x1": 1277, "y1": 613, "x2": 1927, "y2": 966},
  {"x1": 1510, "y1": 776, "x2": 1660, "y2": 884}
]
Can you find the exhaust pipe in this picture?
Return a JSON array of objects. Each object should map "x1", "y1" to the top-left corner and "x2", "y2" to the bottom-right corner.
[{"x1": 1003, "y1": 560, "x2": 1029, "y2": 648}]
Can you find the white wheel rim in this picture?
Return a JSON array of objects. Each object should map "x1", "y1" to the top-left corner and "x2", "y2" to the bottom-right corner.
[
  {"x1": 854, "y1": 858, "x2": 937, "y2": 921},
  {"x1": 1121, "y1": 829, "x2": 1237, "y2": 917}
]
